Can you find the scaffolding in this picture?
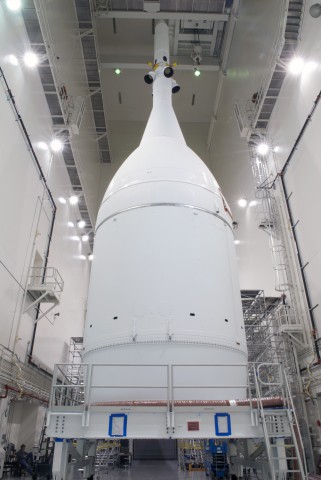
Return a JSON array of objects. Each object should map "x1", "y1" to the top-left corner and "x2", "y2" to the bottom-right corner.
[
  {"x1": 178, "y1": 440, "x2": 204, "y2": 471},
  {"x1": 95, "y1": 440, "x2": 120, "y2": 477}
]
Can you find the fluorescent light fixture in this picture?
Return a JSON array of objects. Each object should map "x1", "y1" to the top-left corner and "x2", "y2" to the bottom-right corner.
[
  {"x1": 50, "y1": 138, "x2": 63, "y2": 152},
  {"x1": 79, "y1": 255, "x2": 86, "y2": 260},
  {"x1": 88, "y1": 254, "x2": 94, "y2": 261},
  {"x1": 6, "y1": 0, "x2": 21, "y2": 11},
  {"x1": 234, "y1": 240, "x2": 240, "y2": 245},
  {"x1": 67, "y1": 221, "x2": 74, "y2": 227},
  {"x1": 249, "y1": 200, "x2": 257, "y2": 207},
  {"x1": 71, "y1": 236, "x2": 80, "y2": 241},
  {"x1": 69, "y1": 196, "x2": 78, "y2": 205},
  {"x1": 77, "y1": 220, "x2": 85, "y2": 229},
  {"x1": 7, "y1": 54, "x2": 19, "y2": 66},
  {"x1": 193, "y1": 67, "x2": 201, "y2": 77},
  {"x1": 23, "y1": 51, "x2": 39, "y2": 68},
  {"x1": 58, "y1": 197, "x2": 66, "y2": 204},
  {"x1": 288, "y1": 57, "x2": 304, "y2": 75},
  {"x1": 114, "y1": 68, "x2": 121, "y2": 75},
  {"x1": 37, "y1": 141, "x2": 49, "y2": 150},
  {"x1": 238, "y1": 198, "x2": 247, "y2": 208},
  {"x1": 82, "y1": 234, "x2": 89, "y2": 242},
  {"x1": 257, "y1": 142, "x2": 269, "y2": 156}
]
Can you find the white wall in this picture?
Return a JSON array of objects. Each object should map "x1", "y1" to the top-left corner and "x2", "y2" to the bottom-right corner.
[
  {"x1": 0, "y1": 5, "x2": 90, "y2": 371},
  {"x1": 208, "y1": 0, "x2": 282, "y2": 296},
  {"x1": 268, "y1": 5, "x2": 321, "y2": 338}
]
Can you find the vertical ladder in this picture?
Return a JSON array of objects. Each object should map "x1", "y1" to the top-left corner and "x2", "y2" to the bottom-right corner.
[{"x1": 254, "y1": 365, "x2": 307, "y2": 479}]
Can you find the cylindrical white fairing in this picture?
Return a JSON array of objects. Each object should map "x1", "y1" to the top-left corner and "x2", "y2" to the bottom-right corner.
[{"x1": 83, "y1": 21, "x2": 247, "y2": 403}]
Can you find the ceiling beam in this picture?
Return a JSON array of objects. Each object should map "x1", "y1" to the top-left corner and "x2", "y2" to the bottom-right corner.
[
  {"x1": 94, "y1": 11, "x2": 229, "y2": 22},
  {"x1": 99, "y1": 62, "x2": 220, "y2": 72}
]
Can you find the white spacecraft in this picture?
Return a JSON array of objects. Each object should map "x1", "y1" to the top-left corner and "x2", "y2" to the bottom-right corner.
[
  {"x1": 83, "y1": 20, "x2": 247, "y2": 408},
  {"x1": 48, "y1": 20, "x2": 249, "y2": 447}
]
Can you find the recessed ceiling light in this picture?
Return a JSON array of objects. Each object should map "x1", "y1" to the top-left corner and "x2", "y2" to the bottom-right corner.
[
  {"x1": 257, "y1": 143, "x2": 269, "y2": 156},
  {"x1": 6, "y1": 0, "x2": 21, "y2": 11},
  {"x1": 288, "y1": 57, "x2": 304, "y2": 75},
  {"x1": 77, "y1": 220, "x2": 85, "y2": 229},
  {"x1": 50, "y1": 138, "x2": 63, "y2": 152},
  {"x1": 67, "y1": 221, "x2": 74, "y2": 227},
  {"x1": 88, "y1": 254, "x2": 94, "y2": 261},
  {"x1": 114, "y1": 68, "x2": 122, "y2": 75},
  {"x1": 82, "y1": 234, "x2": 89, "y2": 242},
  {"x1": 193, "y1": 67, "x2": 201, "y2": 77},
  {"x1": 37, "y1": 141, "x2": 49, "y2": 150},
  {"x1": 238, "y1": 198, "x2": 247, "y2": 208},
  {"x1": 23, "y1": 51, "x2": 39, "y2": 68},
  {"x1": 7, "y1": 54, "x2": 19, "y2": 66},
  {"x1": 234, "y1": 240, "x2": 240, "y2": 245},
  {"x1": 58, "y1": 197, "x2": 66, "y2": 204},
  {"x1": 69, "y1": 196, "x2": 78, "y2": 205},
  {"x1": 309, "y1": 3, "x2": 321, "y2": 18}
]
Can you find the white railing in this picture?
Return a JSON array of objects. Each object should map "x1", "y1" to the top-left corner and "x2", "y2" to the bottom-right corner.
[{"x1": 28, "y1": 266, "x2": 64, "y2": 296}]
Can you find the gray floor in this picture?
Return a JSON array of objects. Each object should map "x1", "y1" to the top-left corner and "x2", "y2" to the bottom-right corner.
[
  {"x1": 4, "y1": 461, "x2": 207, "y2": 480},
  {"x1": 98, "y1": 460, "x2": 206, "y2": 479}
]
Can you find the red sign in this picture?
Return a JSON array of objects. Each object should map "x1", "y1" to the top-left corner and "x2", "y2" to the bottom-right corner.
[{"x1": 187, "y1": 421, "x2": 200, "y2": 431}]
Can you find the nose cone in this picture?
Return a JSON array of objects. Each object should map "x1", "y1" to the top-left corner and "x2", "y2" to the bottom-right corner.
[{"x1": 97, "y1": 136, "x2": 228, "y2": 232}]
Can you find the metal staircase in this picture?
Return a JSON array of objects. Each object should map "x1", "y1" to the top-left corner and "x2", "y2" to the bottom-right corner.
[
  {"x1": 253, "y1": 364, "x2": 307, "y2": 479},
  {"x1": 95, "y1": 441, "x2": 120, "y2": 477}
]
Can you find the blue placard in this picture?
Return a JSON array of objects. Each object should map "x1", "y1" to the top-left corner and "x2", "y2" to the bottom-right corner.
[
  {"x1": 108, "y1": 413, "x2": 128, "y2": 437},
  {"x1": 214, "y1": 413, "x2": 231, "y2": 436}
]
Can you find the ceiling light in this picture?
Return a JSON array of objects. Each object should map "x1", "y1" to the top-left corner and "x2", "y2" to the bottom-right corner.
[
  {"x1": 50, "y1": 138, "x2": 63, "y2": 152},
  {"x1": 79, "y1": 255, "x2": 86, "y2": 260},
  {"x1": 234, "y1": 239, "x2": 240, "y2": 245},
  {"x1": 288, "y1": 57, "x2": 304, "y2": 75},
  {"x1": 71, "y1": 236, "x2": 80, "y2": 241},
  {"x1": 77, "y1": 220, "x2": 85, "y2": 229},
  {"x1": 249, "y1": 200, "x2": 257, "y2": 207},
  {"x1": 238, "y1": 198, "x2": 247, "y2": 208},
  {"x1": 58, "y1": 197, "x2": 66, "y2": 204},
  {"x1": 193, "y1": 67, "x2": 201, "y2": 77},
  {"x1": 257, "y1": 142, "x2": 269, "y2": 156},
  {"x1": 7, "y1": 54, "x2": 19, "y2": 66},
  {"x1": 69, "y1": 196, "x2": 78, "y2": 205},
  {"x1": 82, "y1": 234, "x2": 89, "y2": 242},
  {"x1": 37, "y1": 141, "x2": 49, "y2": 150},
  {"x1": 23, "y1": 51, "x2": 39, "y2": 68},
  {"x1": 114, "y1": 68, "x2": 122, "y2": 75},
  {"x1": 309, "y1": 3, "x2": 321, "y2": 17},
  {"x1": 68, "y1": 221, "x2": 74, "y2": 227},
  {"x1": 88, "y1": 254, "x2": 94, "y2": 261},
  {"x1": 6, "y1": 0, "x2": 21, "y2": 11}
]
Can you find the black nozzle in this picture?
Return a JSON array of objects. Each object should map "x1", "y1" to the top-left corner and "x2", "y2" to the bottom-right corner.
[{"x1": 164, "y1": 66, "x2": 174, "y2": 78}]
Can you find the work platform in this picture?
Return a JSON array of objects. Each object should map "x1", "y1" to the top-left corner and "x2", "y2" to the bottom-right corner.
[
  {"x1": 25, "y1": 266, "x2": 64, "y2": 322},
  {"x1": 47, "y1": 362, "x2": 307, "y2": 479}
]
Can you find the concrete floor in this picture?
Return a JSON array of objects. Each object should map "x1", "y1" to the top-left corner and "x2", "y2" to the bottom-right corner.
[
  {"x1": 98, "y1": 460, "x2": 206, "y2": 479},
  {"x1": 3, "y1": 460, "x2": 261, "y2": 479}
]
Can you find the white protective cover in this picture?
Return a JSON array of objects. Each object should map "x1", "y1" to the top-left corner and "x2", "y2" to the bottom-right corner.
[{"x1": 83, "y1": 22, "x2": 247, "y2": 402}]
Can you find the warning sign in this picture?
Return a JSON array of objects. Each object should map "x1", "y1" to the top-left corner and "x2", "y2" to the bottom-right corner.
[{"x1": 187, "y1": 421, "x2": 200, "y2": 431}]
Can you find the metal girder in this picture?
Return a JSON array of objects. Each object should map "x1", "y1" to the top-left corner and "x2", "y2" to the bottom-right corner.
[
  {"x1": 99, "y1": 56, "x2": 220, "y2": 71},
  {"x1": 94, "y1": 11, "x2": 229, "y2": 21}
]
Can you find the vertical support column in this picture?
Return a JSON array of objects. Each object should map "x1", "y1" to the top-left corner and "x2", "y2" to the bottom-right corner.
[{"x1": 52, "y1": 439, "x2": 71, "y2": 480}]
